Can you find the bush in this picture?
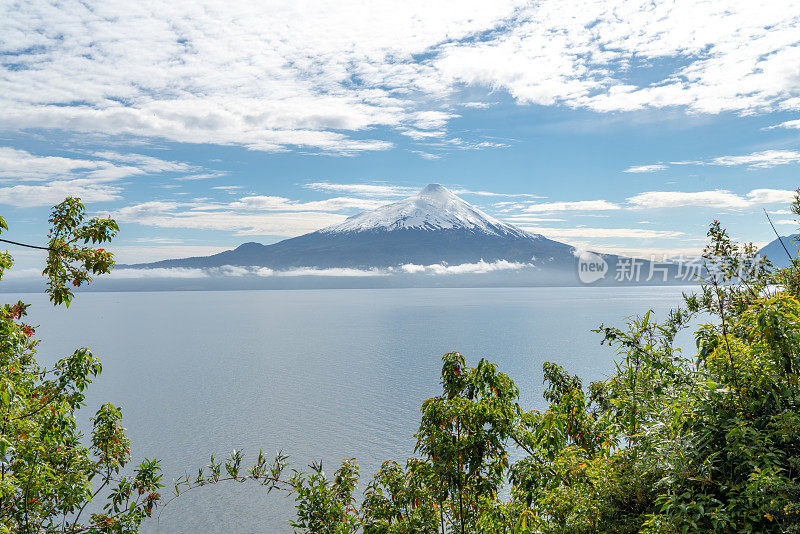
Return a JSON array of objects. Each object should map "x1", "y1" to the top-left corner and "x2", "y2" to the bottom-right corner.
[{"x1": 0, "y1": 198, "x2": 163, "y2": 534}]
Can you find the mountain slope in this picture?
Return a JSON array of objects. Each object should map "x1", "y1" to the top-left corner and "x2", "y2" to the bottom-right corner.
[
  {"x1": 127, "y1": 184, "x2": 578, "y2": 270},
  {"x1": 759, "y1": 234, "x2": 800, "y2": 269},
  {"x1": 322, "y1": 183, "x2": 530, "y2": 238}
]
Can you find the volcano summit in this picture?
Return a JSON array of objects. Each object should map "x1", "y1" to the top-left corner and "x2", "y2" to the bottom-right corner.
[{"x1": 127, "y1": 184, "x2": 579, "y2": 271}]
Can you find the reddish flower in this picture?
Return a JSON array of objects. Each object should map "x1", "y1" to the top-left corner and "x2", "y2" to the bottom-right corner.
[{"x1": 21, "y1": 326, "x2": 34, "y2": 337}]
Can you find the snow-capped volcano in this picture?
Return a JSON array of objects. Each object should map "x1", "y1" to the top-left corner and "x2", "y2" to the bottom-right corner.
[
  {"x1": 119, "y1": 184, "x2": 685, "y2": 287},
  {"x1": 126, "y1": 184, "x2": 578, "y2": 271},
  {"x1": 321, "y1": 184, "x2": 532, "y2": 238}
]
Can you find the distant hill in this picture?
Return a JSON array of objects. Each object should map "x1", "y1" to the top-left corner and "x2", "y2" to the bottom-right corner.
[{"x1": 759, "y1": 233, "x2": 800, "y2": 269}]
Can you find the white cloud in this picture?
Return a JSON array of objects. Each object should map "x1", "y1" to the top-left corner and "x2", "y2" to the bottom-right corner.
[
  {"x1": 708, "y1": 150, "x2": 800, "y2": 168},
  {"x1": 453, "y1": 189, "x2": 544, "y2": 198},
  {"x1": 520, "y1": 226, "x2": 684, "y2": 239},
  {"x1": 436, "y1": 1, "x2": 800, "y2": 114},
  {"x1": 624, "y1": 164, "x2": 667, "y2": 173},
  {"x1": 0, "y1": 1, "x2": 525, "y2": 153},
  {"x1": 503, "y1": 216, "x2": 566, "y2": 222},
  {"x1": 112, "y1": 200, "x2": 347, "y2": 236},
  {"x1": 111, "y1": 191, "x2": 395, "y2": 237},
  {"x1": 446, "y1": 138, "x2": 511, "y2": 150},
  {"x1": 781, "y1": 98, "x2": 800, "y2": 111},
  {"x1": 413, "y1": 111, "x2": 459, "y2": 130},
  {"x1": 174, "y1": 172, "x2": 229, "y2": 181},
  {"x1": 277, "y1": 267, "x2": 386, "y2": 277},
  {"x1": 302, "y1": 182, "x2": 544, "y2": 203},
  {"x1": 3, "y1": 1, "x2": 798, "y2": 154},
  {"x1": 0, "y1": 260, "x2": 534, "y2": 280},
  {"x1": 398, "y1": 259, "x2": 530, "y2": 274},
  {"x1": 412, "y1": 151, "x2": 442, "y2": 160},
  {"x1": 497, "y1": 188, "x2": 795, "y2": 224},
  {"x1": 303, "y1": 182, "x2": 415, "y2": 198},
  {"x1": 628, "y1": 149, "x2": 800, "y2": 173},
  {"x1": 461, "y1": 102, "x2": 495, "y2": 109},
  {"x1": 398, "y1": 263, "x2": 427, "y2": 274},
  {"x1": 91, "y1": 151, "x2": 194, "y2": 173},
  {"x1": 210, "y1": 186, "x2": 243, "y2": 194},
  {"x1": 110, "y1": 267, "x2": 213, "y2": 279},
  {"x1": 182, "y1": 265, "x2": 388, "y2": 277},
  {"x1": 747, "y1": 189, "x2": 797, "y2": 204},
  {"x1": 576, "y1": 245, "x2": 706, "y2": 259},
  {"x1": 227, "y1": 196, "x2": 389, "y2": 212},
  {"x1": 401, "y1": 129, "x2": 447, "y2": 140},
  {"x1": 766, "y1": 119, "x2": 800, "y2": 130},
  {"x1": 627, "y1": 188, "x2": 795, "y2": 209},
  {"x1": 0, "y1": 146, "x2": 206, "y2": 206},
  {"x1": 525, "y1": 200, "x2": 621, "y2": 212},
  {"x1": 3, "y1": 267, "x2": 45, "y2": 280},
  {"x1": 0, "y1": 180, "x2": 122, "y2": 207},
  {"x1": 109, "y1": 262, "x2": 531, "y2": 278},
  {"x1": 0, "y1": 146, "x2": 143, "y2": 181},
  {"x1": 627, "y1": 190, "x2": 750, "y2": 209}
]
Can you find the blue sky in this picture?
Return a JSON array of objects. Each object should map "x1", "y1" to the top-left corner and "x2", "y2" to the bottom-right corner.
[{"x1": 2, "y1": 0, "x2": 800, "y2": 272}]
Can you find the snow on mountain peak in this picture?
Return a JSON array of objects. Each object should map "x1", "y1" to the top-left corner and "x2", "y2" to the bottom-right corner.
[
  {"x1": 319, "y1": 184, "x2": 534, "y2": 238},
  {"x1": 418, "y1": 183, "x2": 452, "y2": 201}
]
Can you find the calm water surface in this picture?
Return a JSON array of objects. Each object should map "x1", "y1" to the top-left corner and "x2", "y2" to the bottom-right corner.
[{"x1": 22, "y1": 286, "x2": 693, "y2": 533}]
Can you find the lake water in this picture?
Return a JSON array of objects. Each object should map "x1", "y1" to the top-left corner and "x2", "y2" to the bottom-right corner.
[{"x1": 20, "y1": 286, "x2": 694, "y2": 533}]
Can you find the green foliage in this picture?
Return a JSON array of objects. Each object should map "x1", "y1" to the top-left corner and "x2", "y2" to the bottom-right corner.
[
  {"x1": 0, "y1": 216, "x2": 15, "y2": 281},
  {"x1": 414, "y1": 352, "x2": 520, "y2": 533},
  {"x1": 362, "y1": 459, "x2": 440, "y2": 533},
  {"x1": 43, "y1": 197, "x2": 118, "y2": 307},
  {"x1": 290, "y1": 459, "x2": 361, "y2": 534},
  {"x1": 0, "y1": 198, "x2": 162, "y2": 534}
]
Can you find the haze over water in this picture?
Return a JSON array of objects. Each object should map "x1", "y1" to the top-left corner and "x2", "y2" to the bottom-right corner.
[{"x1": 24, "y1": 286, "x2": 692, "y2": 533}]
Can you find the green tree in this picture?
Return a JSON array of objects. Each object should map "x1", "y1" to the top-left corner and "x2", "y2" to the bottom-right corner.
[
  {"x1": 0, "y1": 198, "x2": 163, "y2": 534},
  {"x1": 361, "y1": 458, "x2": 441, "y2": 533},
  {"x1": 290, "y1": 459, "x2": 360, "y2": 534},
  {"x1": 512, "y1": 214, "x2": 800, "y2": 533},
  {"x1": 413, "y1": 352, "x2": 521, "y2": 534}
]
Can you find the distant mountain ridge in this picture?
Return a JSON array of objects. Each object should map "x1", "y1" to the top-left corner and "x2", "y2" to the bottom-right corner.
[
  {"x1": 126, "y1": 184, "x2": 580, "y2": 271},
  {"x1": 759, "y1": 234, "x2": 800, "y2": 269}
]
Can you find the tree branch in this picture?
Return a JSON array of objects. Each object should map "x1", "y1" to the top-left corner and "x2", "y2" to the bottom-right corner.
[
  {"x1": 0, "y1": 237, "x2": 51, "y2": 251},
  {"x1": 763, "y1": 208, "x2": 793, "y2": 261}
]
